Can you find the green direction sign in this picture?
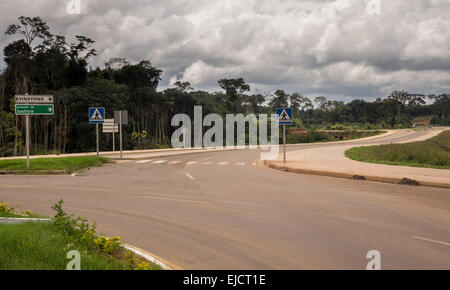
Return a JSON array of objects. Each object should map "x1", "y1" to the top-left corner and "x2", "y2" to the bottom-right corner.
[{"x1": 15, "y1": 104, "x2": 54, "y2": 115}]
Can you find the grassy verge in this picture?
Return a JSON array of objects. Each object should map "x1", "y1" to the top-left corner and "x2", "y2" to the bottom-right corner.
[
  {"x1": 0, "y1": 200, "x2": 162, "y2": 270},
  {"x1": 287, "y1": 130, "x2": 384, "y2": 144},
  {"x1": 345, "y1": 131, "x2": 450, "y2": 169},
  {"x1": 0, "y1": 156, "x2": 112, "y2": 173}
]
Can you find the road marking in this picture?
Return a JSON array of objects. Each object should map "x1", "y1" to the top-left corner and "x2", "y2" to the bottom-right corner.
[
  {"x1": 168, "y1": 161, "x2": 181, "y2": 164},
  {"x1": 218, "y1": 162, "x2": 228, "y2": 166},
  {"x1": 200, "y1": 162, "x2": 213, "y2": 165},
  {"x1": 187, "y1": 161, "x2": 198, "y2": 165},
  {"x1": 136, "y1": 160, "x2": 152, "y2": 164},
  {"x1": 153, "y1": 160, "x2": 167, "y2": 164},
  {"x1": 236, "y1": 162, "x2": 246, "y2": 166},
  {"x1": 185, "y1": 173, "x2": 194, "y2": 181},
  {"x1": 413, "y1": 236, "x2": 450, "y2": 247}
]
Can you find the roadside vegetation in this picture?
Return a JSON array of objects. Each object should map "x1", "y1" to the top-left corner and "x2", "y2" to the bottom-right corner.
[
  {"x1": 0, "y1": 156, "x2": 111, "y2": 173},
  {"x1": 345, "y1": 131, "x2": 450, "y2": 169},
  {"x1": 0, "y1": 199, "x2": 161, "y2": 270},
  {"x1": 0, "y1": 200, "x2": 37, "y2": 218},
  {"x1": 1, "y1": 17, "x2": 449, "y2": 157},
  {"x1": 286, "y1": 130, "x2": 383, "y2": 144}
]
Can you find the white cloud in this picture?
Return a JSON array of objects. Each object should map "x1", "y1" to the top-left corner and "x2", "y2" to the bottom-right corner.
[{"x1": 0, "y1": 0, "x2": 449, "y2": 99}]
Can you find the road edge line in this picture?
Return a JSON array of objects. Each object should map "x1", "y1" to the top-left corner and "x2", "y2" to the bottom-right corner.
[
  {"x1": 123, "y1": 243, "x2": 182, "y2": 270},
  {"x1": 264, "y1": 161, "x2": 450, "y2": 189}
]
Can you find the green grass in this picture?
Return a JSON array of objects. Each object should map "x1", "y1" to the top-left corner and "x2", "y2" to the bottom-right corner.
[
  {"x1": 0, "y1": 200, "x2": 163, "y2": 270},
  {"x1": 345, "y1": 131, "x2": 450, "y2": 169},
  {"x1": 0, "y1": 156, "x2": 112, "y2": 173},
  {"x1": 0, "y1": 222, "x2": 131, "y2": 270}
]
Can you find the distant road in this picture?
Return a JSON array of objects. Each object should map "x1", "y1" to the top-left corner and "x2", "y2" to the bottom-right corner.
[{"x1": 1, "y1": 129, "x2": 449, "y2": 269}]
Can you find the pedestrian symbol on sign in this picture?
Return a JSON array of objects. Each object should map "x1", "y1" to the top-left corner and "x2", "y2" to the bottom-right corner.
[
  {"x1": 279, "y1": 109, "x2": 290, "y2": 121},
  {"x1": 276, "y1": 108, "x2": 293, "y2": 125},
  {"x1": 92, "y1": 109, "x2": 102, "y2": 120},
  {"x1": 89, "y1": 107, "x2": 105, "y2": 124}
]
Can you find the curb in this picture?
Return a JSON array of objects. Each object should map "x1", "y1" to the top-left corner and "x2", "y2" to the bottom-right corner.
[
  {"x1": 0, "y1": 170, "x2": 68, "y2": 175},
  {"x1": 265, "y1": 161, "x2": 450, "y2": 189},
  {"x1": 124, "y1": 243, "x2": 182, "y2": 270},
  {"x1": 0, "y1": 217, "x2": 51, "y2": 224}
]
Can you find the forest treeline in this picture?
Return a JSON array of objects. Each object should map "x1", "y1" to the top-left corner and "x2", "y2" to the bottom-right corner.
[{"x1": 0, "y1": 17, "x2": 449, "y2": 156}]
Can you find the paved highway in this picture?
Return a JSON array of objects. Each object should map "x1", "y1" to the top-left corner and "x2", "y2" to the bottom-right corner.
[{"x1": 0, "y1": 130, "x2": 449, "y2": 269}]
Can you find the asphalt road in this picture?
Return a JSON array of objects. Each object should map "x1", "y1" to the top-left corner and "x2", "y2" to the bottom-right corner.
[{"x1": 1, "y1": 130, "x2": 449, "y2": 269}]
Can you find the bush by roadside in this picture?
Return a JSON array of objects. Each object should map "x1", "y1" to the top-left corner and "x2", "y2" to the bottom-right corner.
[{"x1": 0, "y1": 199, "x2": 161, "y2": 270}]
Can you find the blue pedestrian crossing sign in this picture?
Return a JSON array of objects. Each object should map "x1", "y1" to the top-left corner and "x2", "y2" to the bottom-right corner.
[
  {"x1": 89, "y1": 107, "x2": 105, "y2": 124},
  {"x1": 276, "y1": 108, "x2": 293, "y2": 125}
]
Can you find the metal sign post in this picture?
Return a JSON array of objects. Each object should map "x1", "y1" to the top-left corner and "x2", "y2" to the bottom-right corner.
[
  {"x1": 283, "y1": 124, "x2": 286, "y2": 163},
  {"x1": 113, "y1": 130, "x2": 115, "y2": 153},
  {"x1": 102, "y1": 119, "x2": 118, "y2": 152},
  {"x1": 26, "y1": 115, "x2": 30, "y2": 168},
  {"x1": 120, "y1": 112, "x2": 123, "y2": 160},
  {"x1": 96, "y1": 124, "x2": 99, "y2": 157},
  {"x1": 114, "y1": 111, "x2": 128, "y2": 160},
  {"x1": 276, "y1": 108, "x2": 294, "y2": 164},
  {"x1": 89, "y1": 107, "x2": 105, "y2": 157},
  {"x1": 15, "y1": 95, "x2": 54, "y2": 169}
]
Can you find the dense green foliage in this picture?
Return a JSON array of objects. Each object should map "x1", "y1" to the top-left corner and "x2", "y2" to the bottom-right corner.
[
  {"x1": 0, "y1": 156, "x2": 111, "y2": 172},
  {"x1": 1, "y1": 16, "x2": 448, "y2": 157},
  {"x1": 346, "y1": 131, "x2": 450, "y2": 169}
]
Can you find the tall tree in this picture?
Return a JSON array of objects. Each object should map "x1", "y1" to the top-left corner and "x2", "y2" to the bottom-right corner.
[{"x1": 218, "y1": 78, "x2": 250, "y2": 112}]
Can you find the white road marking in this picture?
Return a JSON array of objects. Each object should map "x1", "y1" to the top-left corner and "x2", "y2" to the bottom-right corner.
[
  {"x1": 187, "y1": 161, "x2": 198, "y2": 165},
  {"x1": 185, "y1": 173, "x2": 195, "y2": 181},
  {"x1": 413, "y1": 236, "x2": 450, "y2": 247},
  {"x1": 236, "y1": 162, "x2": 246, "y2": 166},
  {"x1": 200, "y1": 162, "x2": 213, "y2": 165},
  {"x1": 123, "y1": 244, "x2": 172, "y2": 270},
  {"x1": 153, "y1": 160, "x2": 167, "y2": 164},
  {"x1": 168, "y1": 161, "x2": 181, "y2": 164},
  {"x1": 136, "y1": 160, "x2": 152, "y2": 164},
  {"x1": 218, "y1": 162, "x2": 228, "y2": 166}
]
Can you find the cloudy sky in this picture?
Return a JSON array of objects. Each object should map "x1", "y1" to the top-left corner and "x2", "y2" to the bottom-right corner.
[{"x1": 0, "y1": 0, "x2": 449, "y2": 100}]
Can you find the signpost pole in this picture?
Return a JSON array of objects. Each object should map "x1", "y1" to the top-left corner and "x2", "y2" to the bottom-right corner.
[
  {"x1": 119, "y1": 112, "x2": 123, "y2": 160},
  {"x1": 112, "y1": 130, "x2": 115, "y2": 152},
  {"x1": 283, "y1": 124, "x2": 286, "y2": 164},
  {"x1": 26, "y1": 115, "x2": 30, "y2": 169},
  {"x1": 96, "y1": 123, "x2": 99, "y2": 157}
]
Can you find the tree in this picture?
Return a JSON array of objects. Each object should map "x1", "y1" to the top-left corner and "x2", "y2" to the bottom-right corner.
[
  {"x1": 388, "y1": 90, "x2": 409, "y2": 119},
  {"x1": 174, "y1": 81, "x2": 193, "y2": 92},
  {"x1": 5, "y1": 16, "x2": 51, "y2": 47},
  {"x1": 218, "y1": 78, "x2": 250, "y2": 112},
  {"x1": 269, "y1": 90, "x2": 289, "y2": 109},
  {"x1": 105, "y1": 58, "x2": 130, "y2": 71},
  {"x1": 115, "y1": 60, "x2": 162, "y2": 89},
  {"x1": 314, "y1": 96, "x2": 328, "y2": 110}
]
